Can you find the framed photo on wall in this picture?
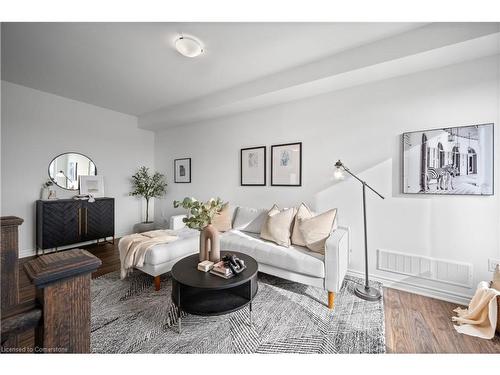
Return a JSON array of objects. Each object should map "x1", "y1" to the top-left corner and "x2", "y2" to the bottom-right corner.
[
  {"x1": 80, "y1": 175, "x2": 104, "y2": 197},
  {"x1": 402, "y1": 123, "x2": 494, "y2": 195},
  {"x1": 241, "y1": 146, "x2": 266, "y2": 186},
  {"x1": 271, "y1": 142, "x2": 302, "y2": 186},
  {"x1": 174, "y1": 158, "x2": 191, "y2": 183}
]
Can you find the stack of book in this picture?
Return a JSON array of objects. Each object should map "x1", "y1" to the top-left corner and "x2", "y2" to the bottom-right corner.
[
  {"x1": 197, "y1": 260, "x2": 214, "y2": 272},
  {"x1": 210, "y1": 261, "x2": 234, "y2": 279}
]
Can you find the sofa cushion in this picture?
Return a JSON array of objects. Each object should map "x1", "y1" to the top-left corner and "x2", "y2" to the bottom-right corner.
[
  {"x1": 212, "y1": 203, "x2": 232, "y2": 232},
  {"x1": 291, "y1": 203, "x2": 313, "y2": 247},
  {"x1": 260, "y1": 204, "x2": 296, "y2": 247},
  {"x1": 232, "y1": 206, "x2": 267, "y2": 233},
  {"x1": 299, "y1": 209, "x2": 337, "y2": 254},
  {"x1": 144, "y1": 227, "x2": 199, "y2": 265},
  {"x1": 221, "y1": 230, "x2": 325, "y2": 278}
]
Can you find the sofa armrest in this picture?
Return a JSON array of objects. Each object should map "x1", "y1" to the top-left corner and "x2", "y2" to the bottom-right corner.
[
  {"x1": 169, "y1": 214, "x2": 187, "y2": 230},
  {"x1": 324, "y1": 226, "x2": 350, "y2": 293}
]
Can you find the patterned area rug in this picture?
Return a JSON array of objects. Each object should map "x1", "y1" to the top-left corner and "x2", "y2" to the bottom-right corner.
[{"x1": 91, "y1": 271, "x2": 385, "y2": 353}]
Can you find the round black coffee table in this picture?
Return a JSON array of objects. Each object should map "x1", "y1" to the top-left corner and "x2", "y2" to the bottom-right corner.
[{"x1": 171, "y1": 251, "x2": 258, "y2": 333}]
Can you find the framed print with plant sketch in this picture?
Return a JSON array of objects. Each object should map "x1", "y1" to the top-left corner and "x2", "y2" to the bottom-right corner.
[
  {"x1": 271, "y1": 142, "x2": 302, "y2": 186},
  {"x1": 241, "y1": 146, "x2": 266, "y2": 186},
  {"x1": 174, "y1": 158, "x2": 191, "y2": 183}
]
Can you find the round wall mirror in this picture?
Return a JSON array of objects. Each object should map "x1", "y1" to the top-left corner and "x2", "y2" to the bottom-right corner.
[{"x1": 48, "y1": 152, "x2": 97, "y2": 190}]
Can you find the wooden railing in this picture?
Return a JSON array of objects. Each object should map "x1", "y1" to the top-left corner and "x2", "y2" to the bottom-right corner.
[{"x1": 1, "y1": 216, "x2": 101, "y2": 353}]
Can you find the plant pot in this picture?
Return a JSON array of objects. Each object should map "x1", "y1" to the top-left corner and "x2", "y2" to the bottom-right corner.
[
  {"x1": 134, "y1": 222, "x2": 156, "y2": 233},
  {"x1": 199, "y1": 224, "x2": 220, "y2": 262}
]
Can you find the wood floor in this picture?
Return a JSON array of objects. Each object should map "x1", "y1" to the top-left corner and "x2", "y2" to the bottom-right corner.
[{"x1": 16, "y1": 241, "x2": 500, "y2": 354}]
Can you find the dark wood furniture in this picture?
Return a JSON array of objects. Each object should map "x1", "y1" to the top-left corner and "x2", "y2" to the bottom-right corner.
[
  {"x1": 36, "y1": 197, "x2": 114, "y2": 254},
  {"x1": 1, "y1": 216, "x2": 24, "y2": 313},
  {"x1": 23, "y1": 249, "x2": 101, "y2": 352},
  {"x1": 171, "y1": 251, "x2": 258, "y2": 333},
  {"x1": 1, "y1": 215, "x2": 102, "y2": 353}
]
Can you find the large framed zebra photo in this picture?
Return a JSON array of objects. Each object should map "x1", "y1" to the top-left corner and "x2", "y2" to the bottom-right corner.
[{"x1": 402, "y1": 123, "x2": 494, "y2": 195}]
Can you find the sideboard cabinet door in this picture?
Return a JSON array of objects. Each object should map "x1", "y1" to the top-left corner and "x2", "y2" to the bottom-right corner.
[
  {"x1": 38, "y1": 200, "x2": 81, "y2": 249},
  {"x1": 84, "y1": 198, "x2": 114, "y2": 240}
]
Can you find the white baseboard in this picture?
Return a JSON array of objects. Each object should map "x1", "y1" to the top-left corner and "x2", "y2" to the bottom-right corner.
[{"x1": 347, "y1": 269, "x2": 473, "y2": 306}]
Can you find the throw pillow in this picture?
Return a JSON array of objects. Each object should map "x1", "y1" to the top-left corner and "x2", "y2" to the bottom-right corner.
[
  {"x1": 298, "y1": 209, "x2": 337, "y2": 254},
  {"x1": 212, "y1": 203, "x2": 232, "y2": 232},
  {"x1": 291, "y1": 203, "x2": 313, "y2": 246},
  {"x1": 260, "y1": 204, "x2": 296, "y2": 247},
  {"x1": 232, "y1": 206, "x2": 268, "y2": 233}
]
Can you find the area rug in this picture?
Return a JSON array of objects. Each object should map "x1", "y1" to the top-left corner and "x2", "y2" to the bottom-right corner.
[{"x1": 91, "y1": 271, "x2": 385, "y2": 353}]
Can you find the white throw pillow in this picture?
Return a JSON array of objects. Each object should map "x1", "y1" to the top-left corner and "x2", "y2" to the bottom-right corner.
[
  {"x1": 260, "y1": 204, "x2": 296, "y2": 247},
  {"x1": 291, "y1": 203, "x2": 313, "y2": 247},
  {"x1": 298, "y1": 209, "x2": 337, "y2": 254},
  {"x1": 232, "y1": 206, "x2": 268, "y2": 234}
]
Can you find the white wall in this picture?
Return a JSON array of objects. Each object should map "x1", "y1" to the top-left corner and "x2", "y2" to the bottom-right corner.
[
  {"x1": 1, "y1": 81, "x2": 155, "y2": 257},
  {"x1": 155, "y1": 55, "x2": 500, "y2": 303}
]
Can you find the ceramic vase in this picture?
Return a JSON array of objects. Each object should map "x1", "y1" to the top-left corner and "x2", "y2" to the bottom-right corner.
[{"x1": 199, "y1": 224, "x2": 220, "y2": 262}]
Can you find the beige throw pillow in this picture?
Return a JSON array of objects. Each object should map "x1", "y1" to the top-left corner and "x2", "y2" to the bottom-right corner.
[
  {"x1": 212, "y1": 204, "x2": 232, "y2": 232},
  {"x1": 298, "y1": 209, "x2": 337, "y2": 254},
  {"x1": 260, "y1": 205, "x2": 296, "y2": 247},
  {"x1": 291, "y1": 203, "x2": 313, "y2": 246}
]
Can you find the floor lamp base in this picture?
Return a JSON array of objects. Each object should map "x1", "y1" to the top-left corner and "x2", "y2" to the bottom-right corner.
[{"x1": 354, "y1": 285, "x2": 381, "y2": 301}]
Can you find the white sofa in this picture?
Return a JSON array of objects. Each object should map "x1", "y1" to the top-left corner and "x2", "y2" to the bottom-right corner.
[{"x1": 135, "y1": 206, "x2": 350, "y2": 309}]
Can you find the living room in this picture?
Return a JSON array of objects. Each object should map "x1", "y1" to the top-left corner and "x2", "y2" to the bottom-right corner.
[{"x1": 1, "y1": 0, "x2": 499, "y2": 372}]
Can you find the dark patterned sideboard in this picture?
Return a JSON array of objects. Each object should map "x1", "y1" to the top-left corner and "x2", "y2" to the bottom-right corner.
[{"x1": 36, "y1": 198, "x2": 114, "y2": 254}]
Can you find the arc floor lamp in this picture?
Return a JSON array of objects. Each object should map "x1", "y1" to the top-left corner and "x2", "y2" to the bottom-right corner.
[{"x1": 334, "y1": 160, "x2": 385, "y2": 301}]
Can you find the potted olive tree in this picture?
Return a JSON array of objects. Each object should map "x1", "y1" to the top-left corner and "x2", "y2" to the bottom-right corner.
[{"x1": 130, "y1": 166, "x2": 168, "y2": 233}]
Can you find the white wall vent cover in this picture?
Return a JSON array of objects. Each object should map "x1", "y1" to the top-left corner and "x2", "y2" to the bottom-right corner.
[{"x1": 377, "y1": 249, "x2": 473, "y2": 288}]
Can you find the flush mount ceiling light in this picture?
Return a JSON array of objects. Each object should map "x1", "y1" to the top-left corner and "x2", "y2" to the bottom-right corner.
[{"x1": 175, "y1": 36, "x2": 204, "y2": 58}]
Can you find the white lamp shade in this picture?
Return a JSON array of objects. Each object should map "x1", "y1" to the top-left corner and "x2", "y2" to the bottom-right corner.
[{"x1": 175, "y1": 36, "x2": 203, "y2": 58}]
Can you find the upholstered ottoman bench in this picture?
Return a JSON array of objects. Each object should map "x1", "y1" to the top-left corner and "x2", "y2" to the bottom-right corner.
[{"x1": 135, "y1": 226, "x2": 199, "y2": 290}]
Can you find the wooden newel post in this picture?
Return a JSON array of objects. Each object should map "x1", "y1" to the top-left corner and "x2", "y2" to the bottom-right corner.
[{"x1": 24, "y1": 249, "x2": 101, "y2": 353}]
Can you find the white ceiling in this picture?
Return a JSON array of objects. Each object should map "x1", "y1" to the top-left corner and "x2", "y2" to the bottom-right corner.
[{"x1": 1, "y1": 22, "x2": 423, "y2": 115}]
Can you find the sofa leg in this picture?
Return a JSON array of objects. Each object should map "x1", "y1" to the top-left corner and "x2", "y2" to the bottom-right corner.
[
  {"x1": 328, "y1": 291, "x2": 335, "y2": 310},
  {"x1": 154, "y1": 276, "x2": 161, "y2": 291}
]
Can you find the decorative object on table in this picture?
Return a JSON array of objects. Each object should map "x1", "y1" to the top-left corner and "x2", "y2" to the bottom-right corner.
[
  {"x1": 402, "y1": 123, "x2": 494, "y2": 195},
  {"x1": 173, "y1": 197, "x2": 226, "y2": 262},
  {"x1": 452, "y1": 280, "x2": 500, "y2": 339},
  {"x1": 241, "y1": 146, "x2": 266, "y2": 186},
  {"x1": 334, "y1": 160, "x2": 385, "y2": 301},
  {"x1": 129, "y1": 166, "x2": 168, "y2": 233},
  {"x1": 48, "y1": 152, "x2": 97, "y2": 190},
  {"x1": 259, "y1": 204, "x2": 296, "y2": 247},
  {"x1": 80, "y1": 175, "x2": 105, "y2": 198},
  {"x1": 271, "y1": 142, "x2": 302, "y2": 186},
  {"x1": 197, "y1": 260, "x2": 214, "y2": 272},
  {"x1": 40, "y1": 179, "x2": 54, "y2": 200},
  {"x1": 174, "y1": 158, "x2": 191, "y2": 183}
]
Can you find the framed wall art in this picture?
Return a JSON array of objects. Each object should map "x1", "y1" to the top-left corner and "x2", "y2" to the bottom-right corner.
[
  {"x1": 402, "y1": 123, "x2": 494, "y2": 195},
  {"x1": 174, "y1": 158, "x2": 191, "y2": 183},
  {"x1": 241, "y1": 146, "x2": 266, "y2": 186},
  {"x1": 271, "y1": 142, "x2": 302, "y2": 186},
  {"x1": 79, "y1": 175, "x2": 105, "y2": 197}
]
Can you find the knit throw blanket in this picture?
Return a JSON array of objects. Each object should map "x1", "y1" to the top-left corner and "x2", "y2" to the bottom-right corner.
[
  {"x1": 118, "y1": 230, "x2": 179, "y2": 279},
  {"x1": 452, "y1": 281, "x2": 500, "y2": 339}
]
